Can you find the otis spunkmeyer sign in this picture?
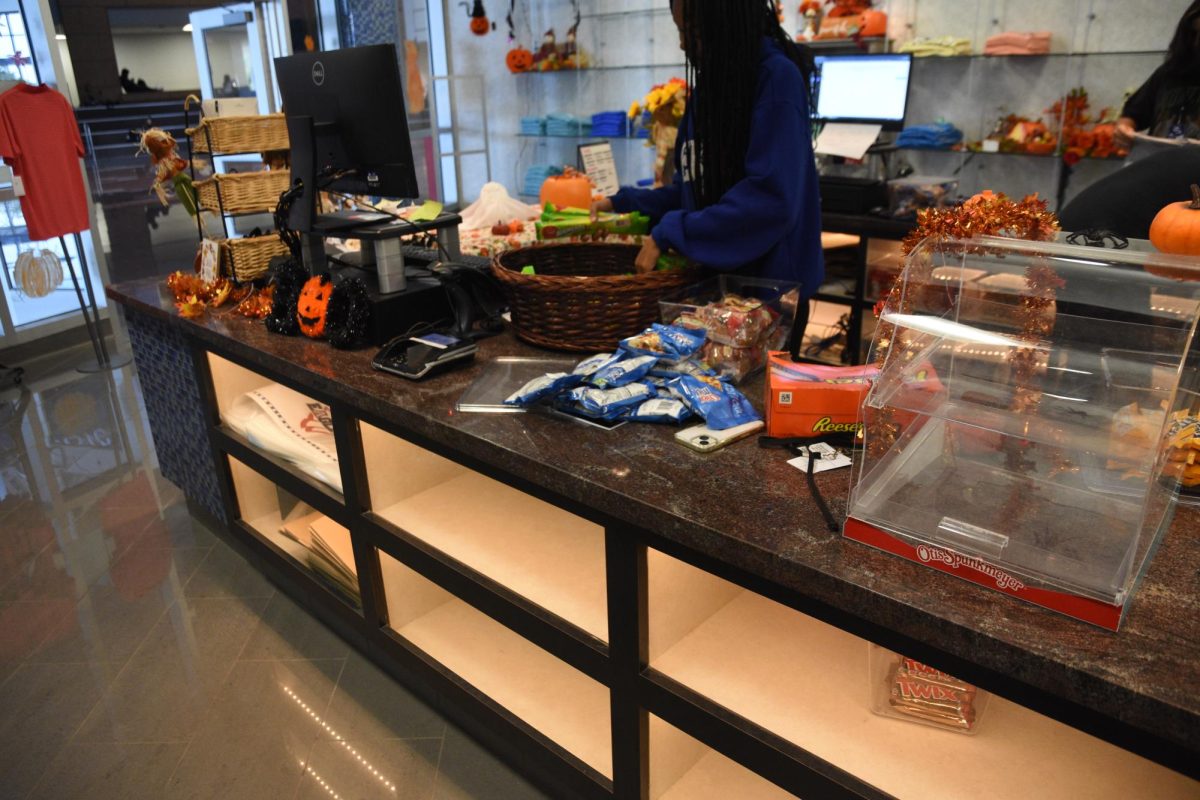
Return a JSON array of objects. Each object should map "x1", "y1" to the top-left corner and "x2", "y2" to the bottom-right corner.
[{"x1": 843, "y1": 518, "x2": 1126, "y2": 631}]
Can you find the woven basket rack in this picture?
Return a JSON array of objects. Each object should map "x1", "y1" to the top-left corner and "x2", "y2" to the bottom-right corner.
[
  {"x1": 195, "y1": 169, "x2": 291, "y2": 215},
  {"x1": 492, "y1": 242, "x2": 699, "y2": 352},
  {"x1": 222, "y1": 234, "x2": 288, "y2": 283},
  {"x1": 187, "y1": 113, "x2": 289, "y2": 155}
]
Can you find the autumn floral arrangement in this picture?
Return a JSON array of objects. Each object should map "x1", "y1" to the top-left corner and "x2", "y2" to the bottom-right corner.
[{"x1": 629, "y1": 78, "x2": 687, "y2": 186}]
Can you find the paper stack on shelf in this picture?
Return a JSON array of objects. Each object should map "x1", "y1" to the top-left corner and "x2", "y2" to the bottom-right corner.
[
  {"x1": 523, "y1": 164, "x2": 563, "y2": 198},
  {"x1": 590, "y1": 111, "x2": 627, "y2": 138},
  {"x1": 545, "y1": 113, "x2": 591, "y2": 137},
  {"x1": 520, "y1": 116, "x2": 545, "y2": 136},
  {"x1": 279, "y1": 506, "x2": 359, "y2": 601},
  {"x1": 223, "y1": 383, "x2": 343, "y2": 494}
]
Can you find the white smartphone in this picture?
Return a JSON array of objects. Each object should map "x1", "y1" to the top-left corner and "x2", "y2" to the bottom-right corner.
[{"x1": 675, "y1": 419, "x2": 765, "y2": 453}]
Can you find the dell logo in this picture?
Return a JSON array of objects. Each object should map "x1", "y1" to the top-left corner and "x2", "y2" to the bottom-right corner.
[{"x1": 311, "y1": 61, "x2": 325, "y2": 86}]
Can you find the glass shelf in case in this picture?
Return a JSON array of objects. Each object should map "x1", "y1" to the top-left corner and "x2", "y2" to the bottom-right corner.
[{"x1": 846, "y1": 237, "x2": 1200, "y2": 630}]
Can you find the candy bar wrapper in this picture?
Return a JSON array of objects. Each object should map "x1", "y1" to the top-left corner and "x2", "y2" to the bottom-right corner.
[{"x1": 868, "y1": 645, "x2": 988, "y2": 735}]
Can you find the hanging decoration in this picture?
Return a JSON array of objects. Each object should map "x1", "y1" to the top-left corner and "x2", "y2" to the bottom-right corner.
[
  {"x1": 136, "y1": 128, "x2": 200, "y2": 218},
  {"x1": 504, "y1": 0, "x2": 534, "y2": 72},
  {"x1": 404, "y1": 41, "x2": 427, "y2": 114},
  {"x1": 14, "y1": 248, "x2": 63, "y2": 298},
  {"x1": 460, "y1": 0, "x2": 494, "y2": 36}
]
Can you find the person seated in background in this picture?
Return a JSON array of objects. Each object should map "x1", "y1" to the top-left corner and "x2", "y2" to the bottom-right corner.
[
  {"x1": 1116, "y1": 0, "x2": 1200, "y2": 147},
  {"x1": 118, "y1": 68, "x2": 138, "y2": 94}
]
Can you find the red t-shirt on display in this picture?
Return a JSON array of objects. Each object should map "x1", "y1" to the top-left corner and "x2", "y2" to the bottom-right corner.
[{"x1": 0, "y1": 84, "x2": 89, "y2": 241}]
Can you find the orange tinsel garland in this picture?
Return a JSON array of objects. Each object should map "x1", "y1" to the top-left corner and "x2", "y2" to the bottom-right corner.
[{"x1": 867, "y1": 191, "x2": 1061, "y2": 458}]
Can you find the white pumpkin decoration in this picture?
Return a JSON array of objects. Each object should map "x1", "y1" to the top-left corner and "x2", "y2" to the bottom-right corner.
[{"x1": 15, "y1": 248, "x2": 64, "y2": 298}]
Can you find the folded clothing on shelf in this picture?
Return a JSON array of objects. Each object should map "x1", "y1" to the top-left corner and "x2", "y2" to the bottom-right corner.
[
  {"x1": 545, "y1": 113, "x2": 592, "y2": 136},
  {"x1": 523, "y1": 164, "x2": 563, "y2": 198},
  {"x1": 896, "y1": 122, "x2": 964, "y2": 150},
  {"x1": 896, "y1": 36, "x2": 972, "y2": 57},
  {"x1": 520, "y1": 115, "x2": 546, "y2": 136},
  {"x1": 222, "y1": 382, "x2": 342, "y2": 494},
  {"x1": 983, "y1": 31, "x2": 1052, "y2": 55},
  {"x1": 590, "y1": 110, "x2": 628, "y2": 137}
]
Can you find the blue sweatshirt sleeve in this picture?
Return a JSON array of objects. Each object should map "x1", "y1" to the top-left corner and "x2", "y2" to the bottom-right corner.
[
  {"x1": 651, "y1": 98, "x2": 805, "y2": 270},
  {"x1": 609, "y1": 170, "x2": 683, "y2": 222}
]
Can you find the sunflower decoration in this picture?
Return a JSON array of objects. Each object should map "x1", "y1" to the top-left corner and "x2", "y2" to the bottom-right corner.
[{"x1": 628, "y1": 78, "x2": 688, "y2": 186}]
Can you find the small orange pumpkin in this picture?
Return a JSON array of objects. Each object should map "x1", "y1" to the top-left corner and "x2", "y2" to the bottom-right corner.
[
  {"x1": 506, "y1": 47, "x2": 533, "y2": 73},
  {"x1": 540, "y1": 168, "x2": 593, "y2": 210},
  {"x1": 1150, "y1": 184, "x2": 1200, "y2": 256},
  {"x1": 297, "y1": 274, "x2": 333, "y2": 338},
  {"x1": 470, "y1": 16, "x2": 490, "y2": 35}
]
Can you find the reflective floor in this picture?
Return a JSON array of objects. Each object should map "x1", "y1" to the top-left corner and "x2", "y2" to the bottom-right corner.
[{"x1": 0, "y1": 352, "x2": 548, "y2": 800}]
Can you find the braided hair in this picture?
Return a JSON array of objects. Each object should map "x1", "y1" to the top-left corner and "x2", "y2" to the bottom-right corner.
[{"x1": 672, "y1": 0, "x2": 814, "y2": 209}]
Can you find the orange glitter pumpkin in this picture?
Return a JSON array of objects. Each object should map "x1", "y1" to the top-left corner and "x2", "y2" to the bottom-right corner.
[
  {"x1": 297, "y1": 274, "x2": 333, "y2": 338},
  {"x1": 506, "y1": 47, "x2": 533, "y2": 73}
]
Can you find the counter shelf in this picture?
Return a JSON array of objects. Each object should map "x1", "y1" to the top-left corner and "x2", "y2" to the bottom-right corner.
[{"x1": 107, "y1": 274, "x2": 1200, "y2": 799}]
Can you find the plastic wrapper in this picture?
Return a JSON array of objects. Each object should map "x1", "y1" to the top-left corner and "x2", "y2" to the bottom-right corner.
[
  {"x1": 591, "y1": 355, "x2": 658, "y2": 389},
  {"x1": 676, "y1": 294, "x2": 781, "y2": 348},
  {"x1": 869, "y1": 645, "x2": 988, "y2": 734},
  {"x1": 701, "y1": 340, "x2": 771, "y2": 384},
  {"x1": 504, "y1": 372, "x2": 582, "y2": 406},
  {"x1": 669, "y1": 374, "x2": 760, "y2": 431}
]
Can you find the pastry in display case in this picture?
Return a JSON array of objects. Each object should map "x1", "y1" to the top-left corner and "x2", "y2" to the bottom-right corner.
[{"x1": 845, "y1": 236, "x2": 1200, "y2": 630}]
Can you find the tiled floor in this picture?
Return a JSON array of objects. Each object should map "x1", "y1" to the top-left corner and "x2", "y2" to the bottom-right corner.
[{"x1": 0, "y1": 353, "x2": 549, "y2": 800}]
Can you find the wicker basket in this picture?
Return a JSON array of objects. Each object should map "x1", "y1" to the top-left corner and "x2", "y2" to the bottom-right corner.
[
  {"x1": 492, "y1": 242, "x2": 700, "y2": 351},
  {"x1": 187, "y1": 113, "x2": 289, "y2": 155},
  {"x1": 195, "y1": 169, "x2": 290, "y2": 215},
  {"x1": 221, "y1": 234, "x2": 288, "y2": 283}
]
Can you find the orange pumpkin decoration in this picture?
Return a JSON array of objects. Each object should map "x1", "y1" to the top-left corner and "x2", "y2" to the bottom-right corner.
[
  {"x1": 540, "y1": 168, "x2": 594, "y2": 210},
  {"x1": 506, "y1": 47, "x2": 533, "y2": 73},
  {"x1": 297, "y1": 274, "x2": 333, "y2": 338},
  {"x1": 1150, "y1": 184, "x2": 1200, "y2": 256},
  {"x1": 470, "y1": 16, "x2": 489, "y2": 35}
]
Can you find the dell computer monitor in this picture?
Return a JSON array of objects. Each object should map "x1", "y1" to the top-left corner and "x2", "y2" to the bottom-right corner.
[
  {"x1": 275, "y1": 44, "x2": 419, "y2": 232},
  {"x1": 811, "y1": 53, "x2": 912, "y2": 131}
]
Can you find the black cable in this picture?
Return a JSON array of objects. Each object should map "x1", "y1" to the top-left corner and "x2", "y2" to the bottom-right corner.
[{"x1": 805, "y1": 454, "x2": 840, "y2": 533}]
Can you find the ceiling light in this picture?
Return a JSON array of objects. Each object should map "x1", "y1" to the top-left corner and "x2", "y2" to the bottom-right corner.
[
  {"x1": 182, "y1": 23, "x2": 193, "y2": 32},
  {"x1": 55, "y1": 33, "x2": 65, "y2": 40}
]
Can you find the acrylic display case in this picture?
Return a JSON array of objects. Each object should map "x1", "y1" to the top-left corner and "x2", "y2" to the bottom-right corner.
[{"x1": 845, "y1": 237, "x2": 1200, "y2": 630}]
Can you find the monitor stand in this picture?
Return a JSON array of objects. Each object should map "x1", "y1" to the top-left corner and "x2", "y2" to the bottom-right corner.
[{"x1": 298, "y1": 210, "x2": 463, "y2": 295}]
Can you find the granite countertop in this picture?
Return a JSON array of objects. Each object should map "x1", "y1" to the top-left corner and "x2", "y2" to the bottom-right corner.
[{"x1": 107, "y1": 276, "x2": 1200, "y2": 773}]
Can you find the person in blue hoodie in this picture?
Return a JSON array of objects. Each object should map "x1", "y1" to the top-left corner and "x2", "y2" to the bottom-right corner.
[{"x1": 593, "y1": 0, "x2": 824, "y2": 296}]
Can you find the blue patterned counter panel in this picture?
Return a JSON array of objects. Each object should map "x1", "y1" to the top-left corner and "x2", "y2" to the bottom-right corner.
[
  {"x1": 343, "y1": 0, "x2": 397, "y2": 46},
  {"x1": 126, "y1": 310, "x2": 227, "y2": 526}
]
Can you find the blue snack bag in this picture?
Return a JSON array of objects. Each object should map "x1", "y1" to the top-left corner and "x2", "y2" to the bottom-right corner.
[
  {"x1": 631, "y1": 397, "x2": 692, "y2": 424},
  {"x1": 650, "y1": 358, "x2": 715, "y2": 379},
  {"x1": 669, "y1": 374, "x2": 760, "y2": 430},
  {"x1": 571, "y1": 382, "x2": 654, "y2": 417},
  {"x1": 590, "y1": 354, "x2": 658, "y2": 389},
  {"x1": 651, "y1": 323, "x2": 706, "y2": 361},
  {"x1": 504, "y1": 372, "x2": 582, "y2": 406},
  {"x1": 573, "y1": 352, "x2": 621, "y2": 377}
]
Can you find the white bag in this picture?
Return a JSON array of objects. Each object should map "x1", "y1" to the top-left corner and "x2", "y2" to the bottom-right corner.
[{"x1": 224, "y1": 383, "x2": 343, "y2": 494}]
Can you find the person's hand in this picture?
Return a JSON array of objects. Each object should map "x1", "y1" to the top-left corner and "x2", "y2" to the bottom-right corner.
[
  {"x1": 590, "y1": 197, "x2": 613, "y2": 221},
  {"x1": 1114, "y1": 117, "x2": 1137, "y2": 149},
  {"x1": 635, "y1": 236, "x2": 661, "y2": 273}
]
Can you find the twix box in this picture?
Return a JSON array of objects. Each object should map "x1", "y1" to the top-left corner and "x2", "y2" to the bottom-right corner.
[{"x1": 764, "y1": 355, "x2": 876, "y2": 439}]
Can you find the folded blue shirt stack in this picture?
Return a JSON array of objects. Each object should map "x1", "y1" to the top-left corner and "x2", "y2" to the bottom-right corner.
[
  {"x1": 590, "y1": 111, "x2": 628, "y2": 137},
  {"x1": 520, "y1": 116, "x2": 546, "y2": 136},
  {"x1": 523, "y1": 164, "x2": 563, "y2": 198},
  {"x1": 545, "y1": 113, "x2": 591, "y2": 137},
  {"x1": 895, "y1": 122, "x2": 963, "y2": 150}
]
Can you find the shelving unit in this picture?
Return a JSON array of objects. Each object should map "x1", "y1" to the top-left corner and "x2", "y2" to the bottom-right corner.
[
  {"x1": 134, "y1": 321, "x2": 1198, "y2": 800},
  {"x1": 379, "y1": 553, "x2": 613, "y2": 779},
  {"x1": 361, "y1": 421, "x2": 608, "y2": 643},
  {"x1": 645, "y1": 549, "x2": 1197, "y2": 800}
]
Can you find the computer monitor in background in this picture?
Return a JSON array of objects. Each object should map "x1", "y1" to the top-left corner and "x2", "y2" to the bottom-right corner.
[
  {"x1": 811, "y1": 53, "x2": 913, "y2": 132},
  {"x1": 274, "y1": 44, "x2": 419, "y2": 234}
]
